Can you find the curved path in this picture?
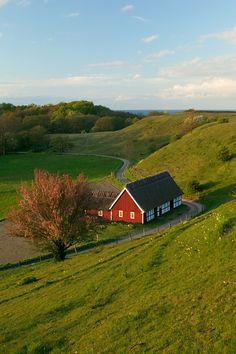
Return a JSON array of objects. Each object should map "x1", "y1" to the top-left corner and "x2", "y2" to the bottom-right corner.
[
  {"x1": 0, "y1": 153, "x2": 203, "y2": 266},
  {"x1": 61, "y1": 152, "x2": 130, "y2": 185}
]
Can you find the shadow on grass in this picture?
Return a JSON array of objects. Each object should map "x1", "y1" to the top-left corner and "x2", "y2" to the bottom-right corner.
[{"x1": 202, "y1": 183, "x2": 236, "y2": 211}]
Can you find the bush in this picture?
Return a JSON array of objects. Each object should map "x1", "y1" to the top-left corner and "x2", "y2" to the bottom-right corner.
[
  {"x1": 218, "y1": 117, "x2": 229, "y2": 124},
  {"x1": 219, "y1": 217, "x2": 235, "y2": 236},
  {"x1": 217, "y1": 146, "x2": 232, "y2": 162},
  {"x1": 187, "y1": 179, "x2": 202, "y2": 194},
  {"x1": 170, "y1": 134, "x2": 181, "y2": 143},
  {"x1": 20, "y1": 276, "x2": 38, "y2": 285},
  {"x1": 50, "y1": 136, "x2": 74, "y2": 152}
]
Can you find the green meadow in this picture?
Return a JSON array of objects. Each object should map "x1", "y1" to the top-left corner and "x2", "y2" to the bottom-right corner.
[
  {"x1": 0, "y1": 201, "x2": 235, "y2": 353},
  {"x1": 0, "y1": 153, "x2": 122, "y2": 219}
]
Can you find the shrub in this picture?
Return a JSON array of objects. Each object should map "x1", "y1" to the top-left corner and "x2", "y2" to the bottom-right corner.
[
  {"x1": 217, "y1": 146, "x2": 232, "y2": 162},
  {"x1": 170, "y1": 134, "x2": 181, "y2": 143},
  {"x1": 187, "y1": 179, "x2": 202, "y2": 194},
  {"x1": 20, "y1": 276, "x2": 38, "y2": 285},
  {"x1": 219, "y1": 217, "x2": 235, "y2": 236},
  {"x1": 218, "y1": 117, "x2": 229, "y2": 124}
]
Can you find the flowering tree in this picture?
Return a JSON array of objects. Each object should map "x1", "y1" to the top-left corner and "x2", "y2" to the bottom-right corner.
[{"x1": 8, "y1": 170, "x2": 97, "y2": 261}]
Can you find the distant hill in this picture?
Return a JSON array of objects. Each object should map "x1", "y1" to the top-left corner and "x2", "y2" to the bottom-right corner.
[
  {"x1": 63, "y1": 112, "x2": 187, "y2": 163},
  {"x1": 63, "y1": 111, "x2": 236, "y2": 163}
]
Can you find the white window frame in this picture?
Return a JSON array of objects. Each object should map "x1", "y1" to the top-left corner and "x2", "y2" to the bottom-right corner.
[
  {"x1": 146, "y1": 209, "x2": 155, "y2": 222},
  {"x1": 130, "y1": 212, "x2": 135, "y2": 219},
  {"x1": 118, "y1": 210, "x2": 123, "y2": 218},
  {"x1": 173, "y1": 196, "x2": 182, "y2": 208},
  {"x1": 161, "y1": 201, "x2": 170, "y2": 214},
  {"x1": 98, "y1": 210, "x2": 103, "y2": 217}
]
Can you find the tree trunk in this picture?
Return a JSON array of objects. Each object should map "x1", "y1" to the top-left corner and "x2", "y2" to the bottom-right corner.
[{"x1": 53, "y1": 241, "x2": 67, "y2": 261}]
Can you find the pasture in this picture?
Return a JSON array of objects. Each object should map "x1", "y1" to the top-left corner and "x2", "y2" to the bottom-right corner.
[
  {"x1": 0, "y1": 153, "x2": 122, "y2": 219},
  {"x1": 0, "y1": 201, "x2": 235, "y2": 353}
]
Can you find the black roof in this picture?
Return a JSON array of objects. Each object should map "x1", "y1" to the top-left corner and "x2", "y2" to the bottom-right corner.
[{"x1": 126, "y1": 171, "x2": 183, "y2": 211}]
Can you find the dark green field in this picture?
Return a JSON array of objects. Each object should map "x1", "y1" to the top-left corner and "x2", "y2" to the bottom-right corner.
[
  {"x1": 0, "y1": 201, "x2": 235, "y2": 353},
  {"x1": 0, "y1": 153, "x2": 121, "y2": 219}
]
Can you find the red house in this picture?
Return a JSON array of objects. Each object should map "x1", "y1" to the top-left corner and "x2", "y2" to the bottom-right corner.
[{"x1": 88, "y1": 171, "x2": 183, "y2": 224}]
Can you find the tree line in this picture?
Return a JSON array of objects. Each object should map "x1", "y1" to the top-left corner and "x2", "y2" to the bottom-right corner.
[{"x1": 0, "y1": 101, "x2": 140, "y2": 155}]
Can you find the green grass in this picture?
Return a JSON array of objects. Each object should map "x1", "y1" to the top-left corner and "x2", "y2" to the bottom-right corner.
[
  {"x1": 0, "y1": 201, "x2": 235, "y2": 353},
  {"x1": 56, "y1": 112, "x2": 236, "y2": 163},
  {"x1": 127, "y1": 121, "x2": 236, "y2": 210},
  {"x1": 0, "y1": 153, "x2": 122, "y2": 219},
  {"x1": 57, "y1": 113, "x2": 187, "y2": 163}
]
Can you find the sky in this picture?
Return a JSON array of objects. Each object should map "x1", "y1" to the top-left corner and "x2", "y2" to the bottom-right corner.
[{"x1": 1, "y1": 0, "x2": 236, "y2": 109}]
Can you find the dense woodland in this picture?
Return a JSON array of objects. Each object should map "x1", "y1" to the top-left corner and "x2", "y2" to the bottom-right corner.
[{"x1": 0, "y1": 101, "x2": 140, "y2": 155}]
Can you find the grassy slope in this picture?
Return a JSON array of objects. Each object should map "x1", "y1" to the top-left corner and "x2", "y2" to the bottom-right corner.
[
  {"x1": 57, "y1": 112, "x2": 236, "y2": 164},
  {"x1": 127, "y1": 121, "x2": 236, "y2": 210},
  {"x1": 60, "y1": 113, "x2": 187, "y2": 163},
  {"x1": 0, "y1": 153, "x2": 121, "y2": 219},
  {"x1": 0, "y1": 201, "x2": 235, "y2": 353}
]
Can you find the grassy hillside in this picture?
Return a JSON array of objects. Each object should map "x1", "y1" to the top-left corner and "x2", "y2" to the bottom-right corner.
[
  {"x1": 0, "y1": 201, "x2": 235, "y2": 353},
  {"x1": 59, "y1": 113, "x2": 186, "y2": 163},
  {"x1": 127, "y1": 121, "x2": 236, "y2": 210},
  {"x1": 58, "y1": 112, "x2": 236, "y2": 163},
  {"x1": 0, "y1": 153, "x2": 121, "y2": 220}
]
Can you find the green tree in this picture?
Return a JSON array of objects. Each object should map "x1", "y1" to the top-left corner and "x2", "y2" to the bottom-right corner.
[{"x1": 50, "y1": 136, "x2": 74, "y2": 152}]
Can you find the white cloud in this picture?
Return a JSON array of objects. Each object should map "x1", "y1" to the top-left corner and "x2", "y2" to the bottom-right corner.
[
  {"x1": 132, "y1": 74, "x2": 141, "y2": 80},
  {"x1": 145, "y1": 50, "x2": 175, "y2": 62},
  {"x1": 67, "y1": 12, "x2": 80, "y2": 18},
  {"x1": 142, "y1": 34, "x2": 159, "y2": 43},
  {"x1": 121, "y1": 4, "x2": 134, "y2": 12},
  {"x1": 0, "y1": 75, "x2": 111, "y2": 96},
  {"x1": 160, "y1": 77, "x2": 236, "y2": 99},
  {"x1": 0, "y1": 0, "x2": 10, "y2": 7},
  {"x1": 133, "y1": 16, "x2": 148, "y2": 22},
  {"x1": 200, "y1": 26, "x2": 236, "y2": 45},
  {"x1": 159, "y1": 55, "x2": 236, "y2": 79},
  {"x1": 89, "y1": 60, "x2": 127, "y2": 68}
]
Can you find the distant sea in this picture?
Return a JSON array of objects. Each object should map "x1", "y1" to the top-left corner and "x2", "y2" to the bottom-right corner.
[{"x1": 121, "y1": 109, "x2": 183, "y2": 116}]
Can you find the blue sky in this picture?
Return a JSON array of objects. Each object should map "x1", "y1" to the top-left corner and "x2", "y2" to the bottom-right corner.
[{"x1": 1, "y1": 0, "x2": 236, "y2": 109}]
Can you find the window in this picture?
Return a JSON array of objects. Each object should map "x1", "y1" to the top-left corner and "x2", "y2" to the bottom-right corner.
[
  {"x1": 173, "y1": 196, "x2": 182, "y2": 208},
  {"x1": 98, "y1": 210, "x2": 103, "y2": 217},
  {"x1": 146, "y1": 209, "x2": 155, "y2": 222},
  {"x1": 130, "y1": 212, "x2": 135, "y2": 219},
  {"x1": 161, "y1": 201, "x2": 170, "y2": 214},
  {"x1": 119, "y1": 210, "x2": 123, "y2": 218}
]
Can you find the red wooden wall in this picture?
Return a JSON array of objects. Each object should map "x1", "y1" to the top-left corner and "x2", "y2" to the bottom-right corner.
[
  {"x1": 86, "y1": 209, "x2": 111, "y2": 221},
  {"x1": 111, "y1": 190, "x2": 143, "y2": 223}
]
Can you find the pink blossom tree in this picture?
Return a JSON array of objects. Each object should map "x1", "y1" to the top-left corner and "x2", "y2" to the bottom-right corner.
[{"x1": 8, "y1": 170, "x2": 97, "y2": 261}]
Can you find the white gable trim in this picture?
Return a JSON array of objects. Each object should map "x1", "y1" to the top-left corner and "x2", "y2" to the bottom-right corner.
[
  {"x1": 109, "y1": 188, "x2": 126, "y2": 210},
  {"x1": 109, "y1": 187, "x2": 144, "y2": 212}
]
